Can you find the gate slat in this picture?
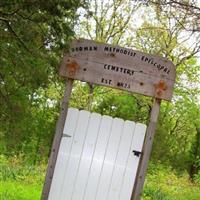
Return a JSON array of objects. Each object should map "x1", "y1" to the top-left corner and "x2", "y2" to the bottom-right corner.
[
  {"x1": 59, "y1": 110, "x2": 90, "y2": 200},
  {"x1": 119, "y1": 123, "x2": 146, "y2": 200},
  {"x1": 48, "y1": 108, "x2": 79, "y2": 200},
  {"x1": 95, "y1": 118, "x2": 124, "y2": 200},
  {"x1": 107, "y1": 121, "x2": 135, "y2": 200},
  {"x1": 71, "y1": 113, "x2": 102, "y2": 200},
  {"x1": 83, "y1": 115, "x2": 113, "y2": 200}
]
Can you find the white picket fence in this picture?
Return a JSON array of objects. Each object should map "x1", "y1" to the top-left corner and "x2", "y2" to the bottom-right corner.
[{"x1": 48, "y1": 108, "x2": 146, "y2": 200}]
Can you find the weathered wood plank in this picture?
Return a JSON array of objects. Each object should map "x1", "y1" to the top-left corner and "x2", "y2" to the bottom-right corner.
[
  {"x1": 48, "y1": 108, "x2": 79, "y2": 200},
  {"x1": 59, "y1": 110, "x2": 91, "y2": 200},
  {"x1": 41, "y1": 78, "x2": 74, "y2": 200},
  {"x1": 119, "y1": 123, "x2": 146, "y2": 200},
  {"x1": 107, "y1": 121, "x2": 135, "y2": 200},
  {"x1": 59, "y1": 39, "x2": 176, "y2": 101},
  {"x1": 96, "y1": 118, "x2": 124, "y2": 200},
  {"x1": 71, "y1": 112, "x2": 102, "y2": 200},
  {"x1": 83, "y1": 115, "x2": 113, "y2": 200},
  {"x1": 131, "y1": 98, "x2": 161, "y2": 200}
]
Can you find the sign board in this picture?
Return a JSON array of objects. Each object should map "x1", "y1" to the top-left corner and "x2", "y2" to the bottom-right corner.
[
  {"x1": 48, "y1": 108, "x2": 146, "y2": 200},
  {"x1": 59, "y1": 39, "x2": 176, "y2": 101}
]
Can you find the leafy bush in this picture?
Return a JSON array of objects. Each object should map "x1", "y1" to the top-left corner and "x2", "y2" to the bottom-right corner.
[
  {"x1": 143, "y1": 163, "x2": 200, "y2": 200},
  {"x1": 0, "y1": 155, "x2": 45, "y2": 184},
  {"x1": 194, "y1": 171, "x2": 200, "y2": 185},
  {"x1": 0, "y1": 155, "x2": 45, "y2": 200},
  {"x1": 143, "y1": 187, "x2": 170, "y2": 200}
]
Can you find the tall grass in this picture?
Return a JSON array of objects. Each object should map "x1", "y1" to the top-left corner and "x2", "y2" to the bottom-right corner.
[
  {"x1": 143, "y1": 163, "x2": 200, "y2": 200},
  {"x1": 0, "y1": 155, "x2": 199, "y2": 200},
  {"x1": 0, "y1": 155, "x2": 45, "y2": 200}
]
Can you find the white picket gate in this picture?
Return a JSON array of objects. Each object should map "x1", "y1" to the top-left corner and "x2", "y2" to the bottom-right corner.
[{"x1": 48, "y1": 108, "x2": 146, "y2": 200}]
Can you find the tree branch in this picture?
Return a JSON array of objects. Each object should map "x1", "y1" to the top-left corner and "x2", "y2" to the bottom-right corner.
[{"x1": 4, "y1": 21, "x2": 31, "y2": 52}]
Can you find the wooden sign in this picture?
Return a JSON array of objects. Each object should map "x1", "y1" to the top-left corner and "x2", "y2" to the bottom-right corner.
[
  {"x1": 59, "y1": 39, "x2": 176, "y2": 101},
  {"x1": 42, "y1": 39, "x2": 177, "y2": 200}
]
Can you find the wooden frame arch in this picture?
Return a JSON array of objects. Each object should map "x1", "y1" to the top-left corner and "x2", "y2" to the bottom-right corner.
[{"x1": 41, "y1": 39, "x2": 176, "y2": 200}]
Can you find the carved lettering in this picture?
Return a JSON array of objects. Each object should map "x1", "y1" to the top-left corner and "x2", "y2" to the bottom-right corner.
[
  {"x1": 117, "y1": 82, "x2": 130, "y2": 89},
  {"x1": 84, "y1": 47, "x2": 88, "y2": 51},
  {"x1": 104, "y1": 64, "x2": 134, "y2": 77},
  {"x1": 101, "y1": 78, "x2": 112, "y2": 85},
  {"x1": 104, "y1": 46, "x2": 136, "y2": 57},
  {"x1": 71, "y1": 44, "x2": 171, "y2": 76},
  {"x1": 71, "y1": 46, "x2": 97, "y2": 52},
  {"x1": 141, "y1": 55, "x2": 170, "y2": 75},
  {"x1": 104, "y1": 46, "x2": 109, "y2": 51}
]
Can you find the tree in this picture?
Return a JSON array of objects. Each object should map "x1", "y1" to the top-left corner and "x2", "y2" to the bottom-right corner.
[
  {"x1": 76, "y1": 0, "x2": 142, "y2": 43},
  {"x1": 149, "y1": 0, "x2": 200, "y2": 32},
  {"x1": 133, "y1": 7, "x2": 200, "y2": 174},
  {"x1": 0, "y1": 0, "x2": 87, "y2": 162}
]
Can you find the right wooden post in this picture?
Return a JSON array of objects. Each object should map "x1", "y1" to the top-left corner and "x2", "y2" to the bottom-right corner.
[{"x1": 131, "y1": 98, "x2": 161, "y2": 200}]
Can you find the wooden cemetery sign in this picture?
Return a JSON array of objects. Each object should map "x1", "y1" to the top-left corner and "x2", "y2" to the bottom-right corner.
[
  {"x1": 59, "y1": 39, "x2": 175, "y2": 101},
  {"x1": 41, "y1": 39, "x2": 176, "y2": 200}
]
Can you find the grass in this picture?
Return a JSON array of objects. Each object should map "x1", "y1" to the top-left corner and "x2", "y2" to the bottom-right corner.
[
  {"x1": 0, "y1": 181, "x2": 41, "y2": 200},
  {"x1": 142, "y1": 163, "x2": 200, "y2": 200},
  {"x1": 0, "y1": 155, "x2": 44, "y2": 200},
  {"x1": 0, "y1": 155, "x2": 200, "y2": 200}
]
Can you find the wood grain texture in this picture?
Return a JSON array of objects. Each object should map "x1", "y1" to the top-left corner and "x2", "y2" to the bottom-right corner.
[
  {"x1": 59, "y1": 39, "x2": 176, "y2": 101},
  {"x1": 41, "y1": 79, "x2": 74, "y2": 200},
  {"x1": 131, "y1": 98, "x2": 161, "y2": 200}
]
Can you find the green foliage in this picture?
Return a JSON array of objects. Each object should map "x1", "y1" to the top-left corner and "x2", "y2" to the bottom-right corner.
[
  {"x1": 143, "y1": 163, "x2": 200, "y2": 200},
  {"x1": 0, "y1": 155, "x2": 45, "y2": 183},
  {"x1": 143, "y1": 188, "x2": 170, "y2": 200},
  {"x1": 194, "y1": 171, "x2": 200, "y2": 186},
  {"x1": 0, "y1": 154, "x2": 45, "y2": 200},
  {"x1": 92, "y1": 89, "x2": 151, "y2": 123},
  {"x1": 76, "y1": 0, "x2": 141, "y2": 43},
  {"x1": 132, "y1": 9, "x2": 200, "y2": 174},
  {"x1": 0, "y1": 0, "x2": 87, "y2": 162},
  {"x1": 0, "y1": 0, "x2": 86, "y2": 50},
  {"x1": 152, "y1": 96, "x2": 200, "y2": 171},
  {"x1": 69, "y1": 81, "x2": 152, "y2": 123},
  {"x1": 0, "y1": 181, "x2": 41, "y2": 200}
]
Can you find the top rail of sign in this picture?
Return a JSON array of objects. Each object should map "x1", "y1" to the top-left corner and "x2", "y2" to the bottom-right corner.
[{"x1": 59, "y1": 39, "x2": 176, "y2": 101}]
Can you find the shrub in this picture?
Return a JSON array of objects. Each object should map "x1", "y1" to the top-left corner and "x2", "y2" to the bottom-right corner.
[
  {"x1": 143, "y1": 162, "x2": 200, "y2": 200},
  {"x1": 0, "y1": 154, "x2": 45, "y2": 184}
]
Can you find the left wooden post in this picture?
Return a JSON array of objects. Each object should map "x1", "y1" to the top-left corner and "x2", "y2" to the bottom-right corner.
[{"x1": 41, "y1": 78, "x2": 74, "y2": 200}]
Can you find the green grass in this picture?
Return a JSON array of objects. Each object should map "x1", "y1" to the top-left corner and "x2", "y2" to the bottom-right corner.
[
  {"x1": 0, "y1": 181, "x2": 42, "y2": 200},
  {"x1": 0, "y1": 155, "x2": 199, "y2": 200},
  {"x1": 142, "y1": 163, "x2": 200, "y2": 200},
  {"x1": 0, "y1": 155, "x2": 44, "y2": 200}
]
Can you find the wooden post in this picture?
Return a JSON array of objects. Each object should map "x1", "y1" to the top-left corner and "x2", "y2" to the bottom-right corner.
[
  {"x1": 41, "y1": 78, "x2": 74, "y2": 200},
  {"x1": 131, "y1": 98, "x2": 161, "y2": 200},
  {"x1": 87, "y1": 83, "x2": 94, "y2": 111}
]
